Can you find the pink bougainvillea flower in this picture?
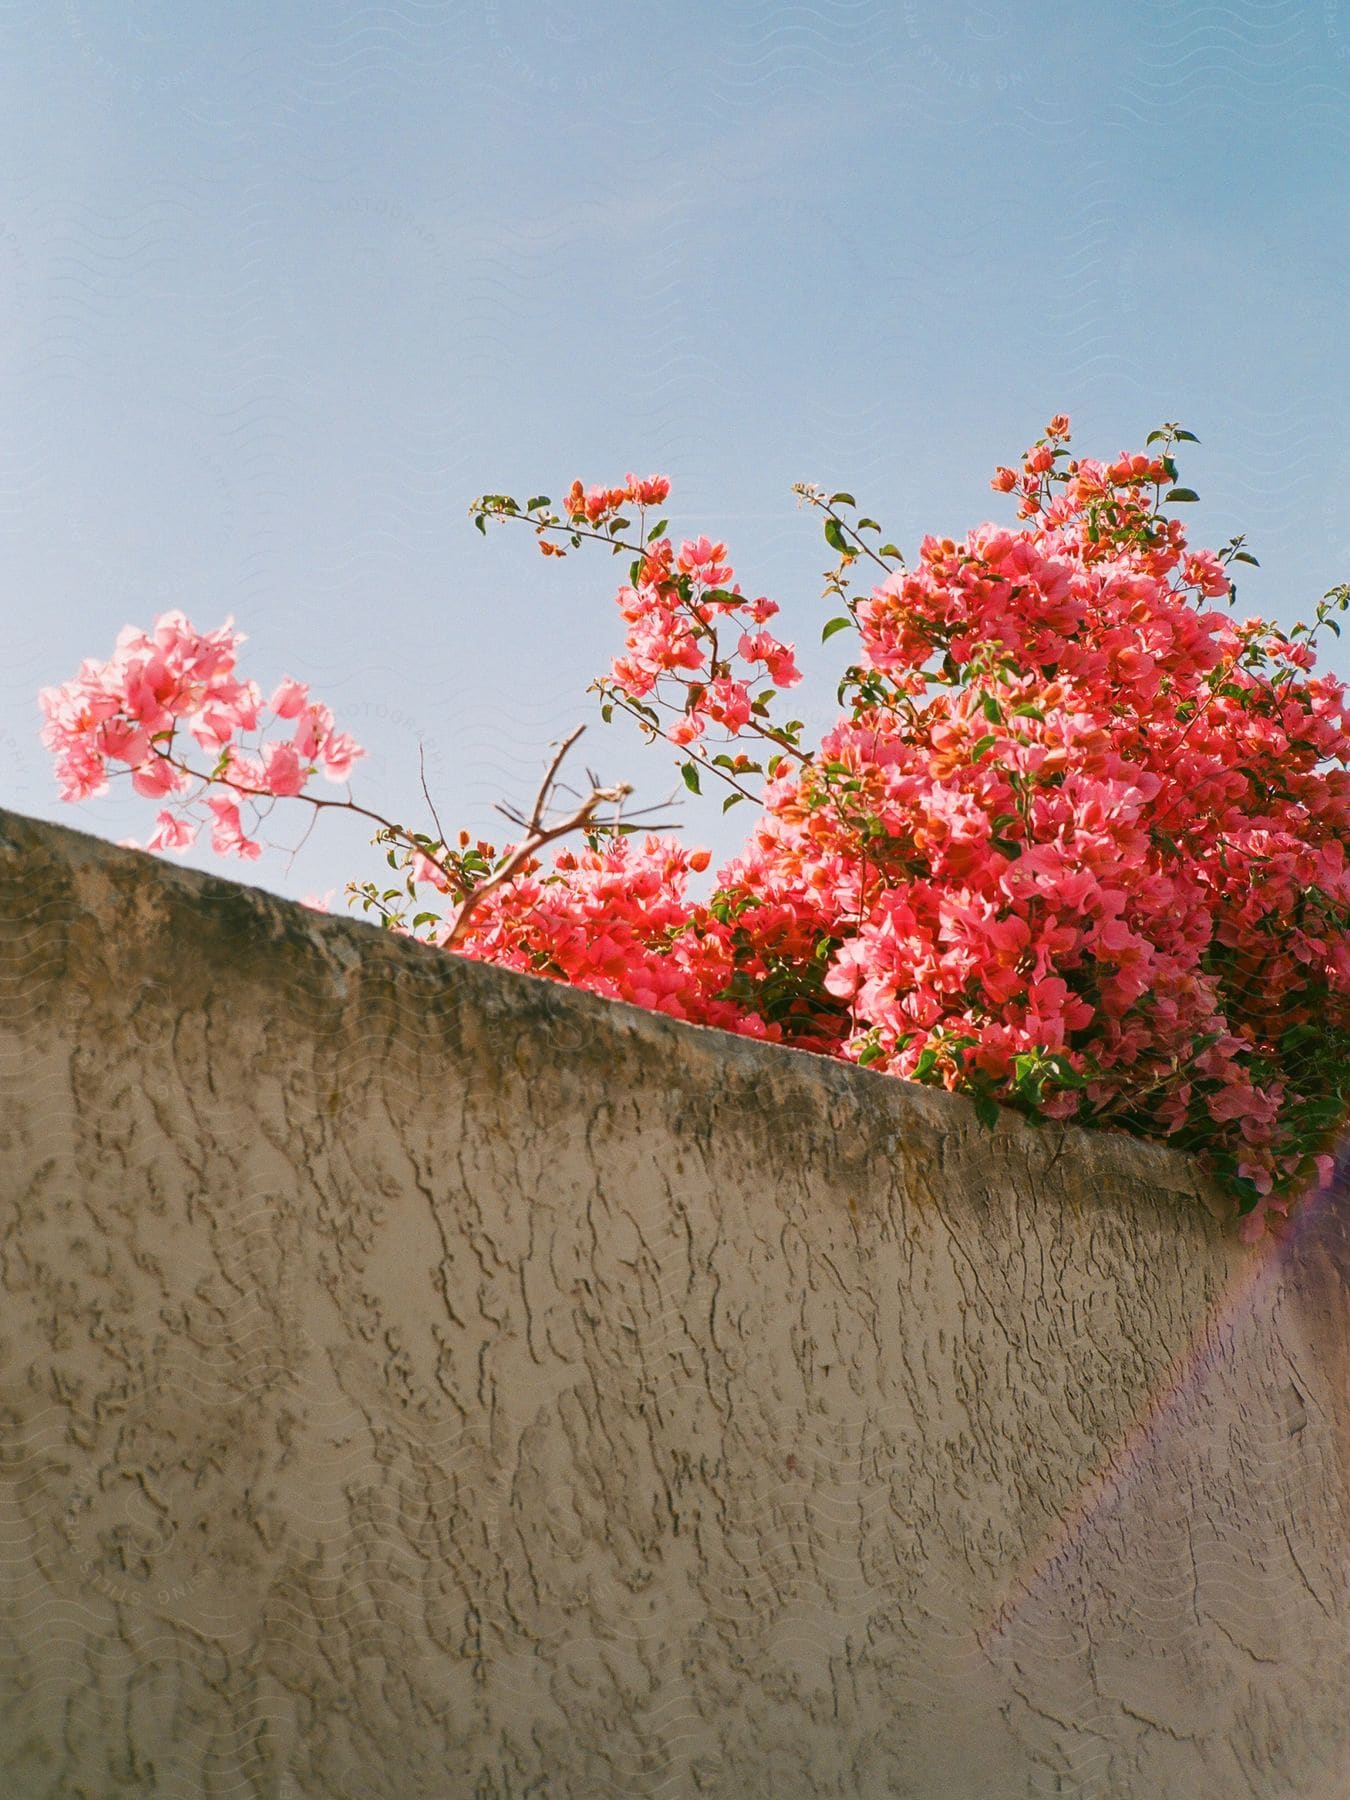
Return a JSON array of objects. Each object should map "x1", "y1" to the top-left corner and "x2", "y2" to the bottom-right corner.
[
  {"x1": 737, "y1": 630, "x2": 801, "y2": 687},
  {"x1": 292, "y1": 701, "x2": 333, "y2": 762},
  {"x1": 146, "y1": 811, "x2": 198, "y2": 854},
  {"x1": 257, "y1": 740, "x2": 304, "y2": 796},
  {"x1": 269, "y1": 677, "x2": 310, "y2": 719},
  {"x1": 130, "y1": 755, "x2": 183, "y2": 800},
  {"x1": 321, "y1": 730, "x2": 363, "y2": 782},
  {"x1": 205, "y1": 795, "x2": 262, "y2": 861},
  {"x1": 411, "y1": 852, "x2": 450, "y2": 891},
  {"x1": 625, "y1": 473, "x2": 671, "y2": 506}
]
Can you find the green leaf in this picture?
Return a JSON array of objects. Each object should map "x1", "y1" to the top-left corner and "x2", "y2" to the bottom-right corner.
[
  {"x1": 857, "y1": 517, "x2": 880, "y2": 532},
  {"x1": 821, "y1": 615, "x2": 852, "y2": 642},
  {"x1": 723, "y1": 792, "x2": 744, "y2": 812},
  {"x1": 824, "y1": 518, "x2": 851, "y2": 555},
  {"x1": 970, "y1": 734, "x2": 996, "y2": 762},
  {"x1": 527, "y1": 495, "x2": 549, "y2": 511},
  {"x1": 829, "y1": 492, "x2": 856, "y2": 507},
  {"x1": 1175, "y1": 429, "x2": 1200, "y2": 443},
  {"x1": 1166, "y1": 487, "x2": 1200, "y2": 503},
  {"x1": 1047, "y1": 1056, "x2": 1087, "y2": 1088},
  {"x1": 981, "y1": 693, "x2": 1002, "y2": 724},
  {"x1": 600, "y1": 702, "x2": 613, "y2": 724},
  {"x1": 974, "y1": 1093, "x2": 1000, "y2": 1131},
  {"x1": 1232, "y1": 1175, "x2": 1262, "y2": 1217},
  {"x1": 914, "y1": 1048, "x2": 939, "y2": 1081},
  {"x1": 857, "y1": 1042, "x2": 884, "y2": 1067},
  {"x1": 647, "y1": 518, "x2": 668, "y2": 541},
  {"x1": 474, "y1": 514, "x2": 486, "y2": 534},
  {"x1": 1146, "y1": 429, "x2": 1166, "y2": 446},
  {"x1": 878, "y1": 543, "x2": 903, "y2": 559},
  {"x1": 681, "y1": 762, "x2": 702, "y2": 795},
  {"x1": 1232, "y1": 551, "x2": 1260, "y2": 567}
]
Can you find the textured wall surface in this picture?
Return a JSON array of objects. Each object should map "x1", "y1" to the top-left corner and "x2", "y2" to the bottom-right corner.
[{"x1": 0, "y1": 805, "x2": 1346, "y2": 1800}]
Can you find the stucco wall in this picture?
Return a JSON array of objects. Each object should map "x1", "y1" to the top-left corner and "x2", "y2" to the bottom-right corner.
[{"x1": 0, "y1": 804, "x2": 1346, "y2": 1799}]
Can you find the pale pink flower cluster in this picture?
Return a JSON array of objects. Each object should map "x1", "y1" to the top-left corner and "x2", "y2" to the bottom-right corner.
[{"x1": 39, "y1": 611, "x2": 362, "y2": 858}]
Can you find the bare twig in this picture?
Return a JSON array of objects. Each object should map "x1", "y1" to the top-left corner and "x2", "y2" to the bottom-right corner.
[
  {"x1": 144, "y1": 727, "x2": 637, "y2": 940},
  {"x1": 419, "y1": 742, "x2": 447, "y2": 849},
  {"x1": 442, "y1": 725, "x2": 635, "y2": 950}
]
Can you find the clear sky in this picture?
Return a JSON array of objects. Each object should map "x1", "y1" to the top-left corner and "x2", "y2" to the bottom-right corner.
[{"x1": 3, "y1": 1, "x2": 1348, "y2": 901}]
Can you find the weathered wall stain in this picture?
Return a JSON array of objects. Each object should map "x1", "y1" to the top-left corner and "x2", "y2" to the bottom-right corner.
[{"x1": 0, "y1": 806, "x2": 1345, "y2": 1797}]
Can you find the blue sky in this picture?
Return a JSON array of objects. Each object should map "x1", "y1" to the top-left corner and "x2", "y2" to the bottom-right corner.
[{"x1": 3, "y1": 1, "x2": 1347, "y2": 900}]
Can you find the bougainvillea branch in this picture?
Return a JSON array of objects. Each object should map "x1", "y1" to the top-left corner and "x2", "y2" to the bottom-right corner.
[
  {"x1": 40, "y1": 429, "x2": 1350, "y2": 1238},
  {"x1": 440, "y1": 725, "x2": 637, "y2": 950}
]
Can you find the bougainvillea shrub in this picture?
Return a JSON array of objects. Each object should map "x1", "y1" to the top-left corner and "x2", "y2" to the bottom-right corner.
[{"x1": 40, "y1": 424, "x2": 1349, "y2": 1237}]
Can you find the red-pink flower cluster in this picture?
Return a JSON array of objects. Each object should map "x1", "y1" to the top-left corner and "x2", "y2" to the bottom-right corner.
[
  {"x1": 606, "y1": 530, "x2": 800, "y2": 750},
  {"x1": 43, "y1": 425, "x2": 1350, "y2": 1237},
  {"x1": 564, "y1": 472, "x2": 671, "y2": 525},
  {"x1": 445, "y1": 835, "x2": 761, "y2": 1027},
  {"x1": 461, "y1": 434, "x2": 1349, "y2": 1234}
]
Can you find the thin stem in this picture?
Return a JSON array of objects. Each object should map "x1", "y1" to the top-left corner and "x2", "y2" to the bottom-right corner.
[
  {"x1": 794, "y1": 485, "x2": 904, "y2": 576},
  {"x1": 741, "y1": 715, "x2": 810, "y2": 764},
  {"x1": 822, "y1": 503, "x2": 901, "y2": 576},
  {"x1": 155, "y1": 744, "x2": 452, "y2": 873},
  {"x1": 598, "y1": 687, "x2": 763, "y2": 804},
  {"x1": 419, "y1": 743, "x2": 447, "y2": 849},
  {"x1": 151, "y1": 726, "x2": 636, "y2": 945},
  {"x1": 483, "y1": 506, "x2": 648, "y2": 563},
  {"x1": 441, "y1": 724, "x2": 635, "y2": 949}
]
